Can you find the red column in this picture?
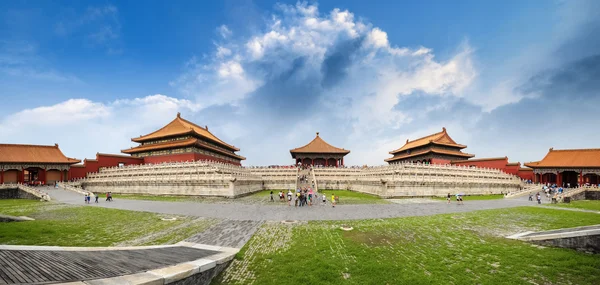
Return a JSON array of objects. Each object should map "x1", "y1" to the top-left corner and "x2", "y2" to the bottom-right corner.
[
  {"x1": 18, "y1": 170, "x2": 23, "y2": 184},
  {"x1": 42, "y1": 169, "x2": 47, "y2": 185},
  {"x1": 0, "y1": 170, "x2": 3, "y2": 184},
  {"x1": 311, "y1": 158, "x2": 314, "y2": 166},
  {"x1": 325, "y1": 158, "x2": 328, "y2": 167},
  {"x1": 579, "y1": 171, "x2": 583, "y2": 186},
  {"x1": 341, "y1": 158, "x2": 344, "y2": 166},
  {"x1": 556, "y1": 171, "x2": 562, "y2": 187},
  {"x1": 60, "y1": 171, "x2": 64, "y2": 182}
]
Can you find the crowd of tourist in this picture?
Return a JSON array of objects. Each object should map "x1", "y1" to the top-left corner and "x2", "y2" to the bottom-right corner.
[{"x1": 270, "y1": 188, "x2": 338, "y2": 207}]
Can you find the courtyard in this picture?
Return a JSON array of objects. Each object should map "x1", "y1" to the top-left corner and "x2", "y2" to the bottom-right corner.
[{"x1": 1, "y1": 186, "x2": 599, "y2": 284}]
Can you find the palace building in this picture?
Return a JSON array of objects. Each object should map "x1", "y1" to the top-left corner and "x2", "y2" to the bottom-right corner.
[
  {"x1": 290, "y1": 132, "x2": 350, "y2": 166},
  {"x1": 525, "y1": 148, "x2": 600, "y2": 187},
  {"x1": 0, "y1": 143, "x2": 80, "y2": 184},
  {"x1": 121, "y1": 113, "x2": 245, "y2": 165},
  {"x1": 385, "y1": 127, "x2": 474, "y2": 164}
]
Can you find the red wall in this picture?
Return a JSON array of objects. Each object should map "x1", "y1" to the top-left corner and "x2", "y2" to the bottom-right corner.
[
  {"x1": 452, "y1": 158, "x2": 509, "y2": 169},
  {"x1": 431, "y1": 158, "x2": 451, "y2": 164},
  {"x1": 504, "y1": 164, "x2": 521, "y2": 175},
  {"x1": 517, "y1": 170, "x2": 534, "y2": 181},
  {"x1": 69, "y1": 153, "x2": 144, "y2": 179},
  {"x1": 452, "y1": 157, "x2": 533, "y2": 181}
]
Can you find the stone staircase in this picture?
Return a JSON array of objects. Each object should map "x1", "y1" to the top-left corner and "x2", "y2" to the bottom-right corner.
[{"x1": 297, "y1": 168, "x2": 312, "y2": 190}]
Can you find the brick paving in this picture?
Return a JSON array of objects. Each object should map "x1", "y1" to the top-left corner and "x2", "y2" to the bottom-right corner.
[{"x1": 186, "y1": 220, "x2": 263, "y2": 248}]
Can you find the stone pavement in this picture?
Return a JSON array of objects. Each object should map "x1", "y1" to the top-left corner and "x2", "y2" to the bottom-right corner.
[
  {"x1": 186, "y1": 220, "x2": 263, "y2": 248},
  {"x1": 47, "y1": 186, "x2": 534, "y2": 221}
]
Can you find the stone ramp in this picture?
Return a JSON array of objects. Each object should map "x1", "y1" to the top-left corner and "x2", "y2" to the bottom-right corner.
[
  {"x1": 186, "y1": 220, "x2": 263, "y2": 248},
  {"x1": 508, "y1": 224, "x2": 600, "y2": 253},
  {"x1": 0, "y1": 244, "x2": 236, "y2": 285}
]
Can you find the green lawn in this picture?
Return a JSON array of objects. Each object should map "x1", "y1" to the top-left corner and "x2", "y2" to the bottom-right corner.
[
  {"x1": 214, "y1": 207, "x2": 600, "y2": 285},
  {"x1": 432, "y1": 194, "x2": 505, "y2": 201},
  {"x1": 0, "y1": 199, "x2": 215, "y2": 246},
  {"x1": 317, "y1": 190, "x2": 389, "y2": 204},
  {"x1": 547, "y1": 200, "x2": 600, "y2": 212}
]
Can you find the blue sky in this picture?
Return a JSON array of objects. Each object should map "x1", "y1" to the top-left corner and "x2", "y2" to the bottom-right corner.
[{"x1": 1, "y1": 0, "x2": 598, "y2": 166}]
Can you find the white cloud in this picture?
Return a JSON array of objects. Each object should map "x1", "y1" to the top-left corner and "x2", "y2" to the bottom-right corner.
[
  {"x1": 0, "y1": 95, "x2": 203, "y2": 160},
  {"x1": 218, "y1": 25, "x2": 232, "y2": 38}
]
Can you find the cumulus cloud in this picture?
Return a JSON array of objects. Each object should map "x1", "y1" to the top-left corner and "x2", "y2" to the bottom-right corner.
[
  {"x1": 4, "y1": 1, "x2": 597, "y2": 166},
  {"x1": 0, "y1": 95, "x2": 202, "y2": 161}
]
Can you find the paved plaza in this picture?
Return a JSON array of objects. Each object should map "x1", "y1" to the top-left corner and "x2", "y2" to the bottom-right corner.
[{"x1": 46, "y1": 186, "x2": 533, "y2": 221}]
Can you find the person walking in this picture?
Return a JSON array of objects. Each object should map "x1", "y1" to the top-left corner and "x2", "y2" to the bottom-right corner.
[
  {"x1": 446, "y1": 193, "x2": 451, "y2": 204},
  {"x1": 331, "y1": 194, "x2": 336, "y2": 208},
  {"x1": 94, "y1": 194, "x2": 99, "y2": 203},
  {"x1": 322, "y1": 192, "x2": 327, "y2": 205},
  {"x1": 536, "y1": 192, "x2": 541, "y2": 204},
  {"x1": 270, "y1": 191, "x2": 274, "y2": 202},
  {"x1": 84, "y1": 193, "x2": 89, "y2": 204},
  {"x1": 287, "y1": 190, "x2": 292, "y2": 206}
]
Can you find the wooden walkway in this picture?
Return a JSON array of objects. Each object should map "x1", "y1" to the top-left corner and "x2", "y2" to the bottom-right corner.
[{"x1": 0, "y1": 246, "x2": 218, "y2": 284}]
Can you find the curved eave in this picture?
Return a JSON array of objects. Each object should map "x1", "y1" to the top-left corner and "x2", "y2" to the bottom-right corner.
[
  {"x1": 385, "y1": 150, "x2": 474, "y2": 162},
  {"x1": 131, "y1": 130, "x2": 240, "y2": 152},
  {"x1": 122, "y1": 140, "x2": 245, "y2": 161}
]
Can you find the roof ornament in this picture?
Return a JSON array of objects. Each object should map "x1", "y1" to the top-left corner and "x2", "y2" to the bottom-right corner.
[
  {"x1": 206, "y1": 125, "x2": 208, "y2": 130},
  {"x1": 177, "y1": 112, "x2": 181, "y2": 118},
  {"x1": 316, "y1": 132, "x2": 320, "y2": 136},
  {"x1": 549, "y1": 147, "x2": 554, "y2": 151},
  {"x1": 54, "y1": 143, "x2": 58, "y2": 147},
  {"x1": 406, "y1": 139, "x2": 409, "y2": 143},
  {"x1": 442, "y1": 127, "x2": 446, "y2": 132}
]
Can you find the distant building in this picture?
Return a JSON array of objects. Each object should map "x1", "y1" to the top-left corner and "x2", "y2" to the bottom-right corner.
[
  {"x1": 121, "y1": 113, "x2": 245, "y2": 165},
  {"x1": 525, "y1": 148, "x2": 600, "y2": 186},
  {"x1": 385, "y1": 127, "x2": 474, "y2": 164},
  {"x1": 0, "y1": 143, "x2": 80, "y2": 184},
  {"x1": 290, "y1": 132, "x2": 350, "y2": 166}
]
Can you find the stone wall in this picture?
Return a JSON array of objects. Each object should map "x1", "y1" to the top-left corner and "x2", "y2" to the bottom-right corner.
[
  {"x1": 533, "y1": 235, "x2": 600, "y2": 254},
  {"x1": 171, "y1": 262, "x2": 230, "y2": 285},
  {"x1": 0, "y1": 187, "x2": 40, "y2": 200},
  {"x1": 84, "y1": 179, "x2": 263, "y2": 198},
  {"x1": 315, "y1": 163, "x2": 521, "y2": 198}
]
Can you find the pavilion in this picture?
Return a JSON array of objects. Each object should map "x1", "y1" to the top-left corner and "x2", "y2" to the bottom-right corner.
[
  {"x1": 121, "y1": 113, "x2": 245, "y2": 165},
  {"x1": 0, "y1": 143, "x2": 80, "y2": 185},
  {"x1": 525, "y1": 148, "x2": 600, "y2": 187},
  {"x1": 385, "y1": 127, "x2": 474, "y2": 164},
  {"x1": 290, "y1": 132, "x2": 350, "y2": 166}
]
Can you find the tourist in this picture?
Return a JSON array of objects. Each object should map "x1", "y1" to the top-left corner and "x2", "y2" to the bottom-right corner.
[
  {"x1": 528, "y1": 193, "x2": 533, "y2": 201},
  {"x1": 295, "y1": 191, "x2": 299, "y2": 207},
  {"x1": 322, "y1": 192, "x2": 327, "y2": 204},
  {"x1": 536, "y1": 192, "x2": 541, "y2": 204},
  {"x1": 270, "y1": 191, "x2": 274, "y2": 202},
  {"x1": 106, "y1": 192, "x2": 110, "y2": 202},
  {"x1": 331, "y1": 193, "x2": 336, "y2": 207},
  {"x1": 108, "y1": 192, "x2": 113, "y2": 202},
  {"x1": 446, "y1": 193, "x2": 451, "y2": 204},
  {"x1": 84, "y1": 193, "x2": 89, "y2": 204},
  {"x1": 287, "y1": 190, "x2": 292, "y2": 206},
  {"x1": 94, "y1": 194, "x2": 99, "y2": 203}
]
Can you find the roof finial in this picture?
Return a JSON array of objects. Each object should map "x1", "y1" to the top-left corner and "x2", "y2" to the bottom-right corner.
[
  {"x1": 550, "y1": 147, "x2": 554, "y2": 151},
  {"x1": 442, "y1": 127, "x2": 446, "y2": 132},
  {"x1": 177, "y1": 112, "x2": 181, "y2": 118},
  {"x1": 316, "y1": 132, "x2": 319, "y2": 136},
  {"x1": 406, "y1": 139, "x2": 409, "y2": 143},
  {"x1": 54, "y1": 143, "x2": 58, "y2": 147},
  {"x1": 205, "y1": 125, "x2": 208, "y2": 130}
]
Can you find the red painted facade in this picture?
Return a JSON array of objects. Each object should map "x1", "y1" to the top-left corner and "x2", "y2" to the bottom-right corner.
[
  {"x1": 69, "y1": 153, "x2": 144, "y2": 179},
  {"x1": 451, "y1": 157, "x2": 533, "y2": 181}
]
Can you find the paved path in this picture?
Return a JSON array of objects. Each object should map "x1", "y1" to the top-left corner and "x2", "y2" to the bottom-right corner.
[
  {"x1": 186, "y1": 220, "x2": 263, "y2": 248},
  {"x1": 0, "y1": 246, "x2": 217, "y2": 285},
  {"x1": 46, "y1": 186, "x2": 535, "y2": 221}
]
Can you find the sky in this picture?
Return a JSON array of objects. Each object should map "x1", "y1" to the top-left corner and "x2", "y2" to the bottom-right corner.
[{"x1": 0, "y1": 0, "x2": 599, "y2": 166}]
